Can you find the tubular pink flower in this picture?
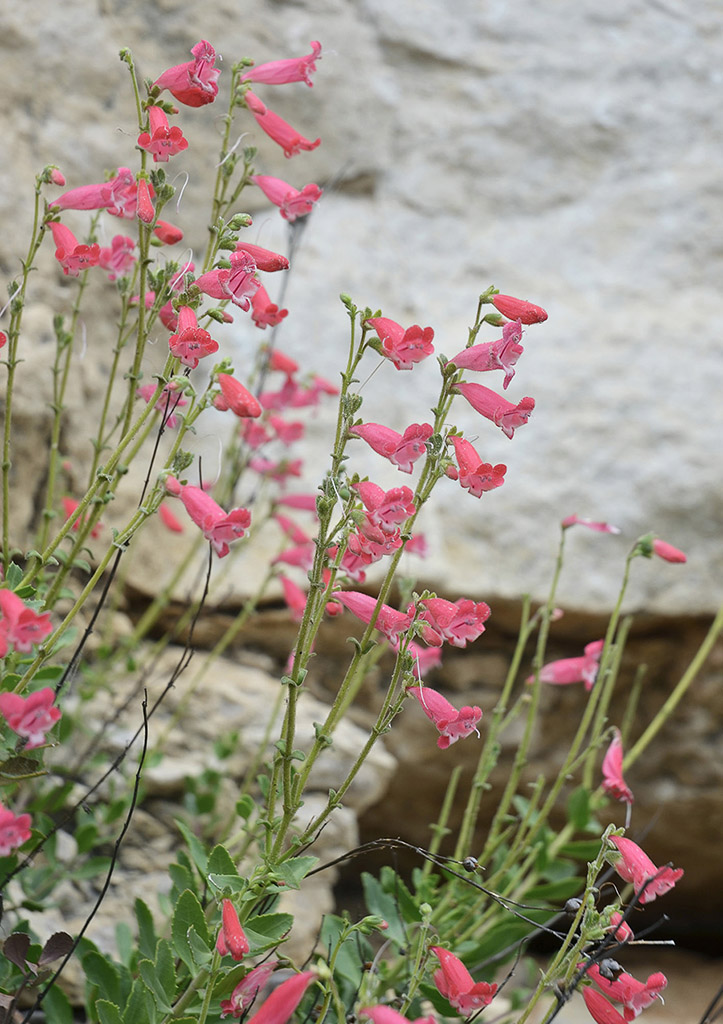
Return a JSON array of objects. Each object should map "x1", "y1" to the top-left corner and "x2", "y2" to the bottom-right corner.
[
  {"x1": 408, "y1": 686, "x2": 482, "y2": 749},
  {"x1": 62, "y1": 497, "x2": 102, "y2": 539},
  {"x1": 153, "y1": 220, "x2": 184, "y2": 245},
  {"x1": 450, "y1": 319, "x2": 524, "y2": 389},
  {"x1": 583, "y1": 988, "x2": 628, "y2": 1024},
  {"x1": 277, "y1": 493, "x2": 317, "y2": 512},
  {"x1": 269, "y1": 350, "x2": 299, "y2": 375},
  {"x1": 347, "y1": 528, "x2": 403, "y2": 565},
  {"x1": 419, "y1": 597, "x2": 491, "y2": 648},
  {"x1": 0, "y1": 589, "x2": 53, "y2": 654},
  {"x1": 268, "y1": 415, "x2": 304, "y2": 445},
  {"x1": 454, "y1": 382, "x2": 534, "y2": 439},
  {"x1": 249, "y1": 457, "x2": 303, "y2": 485},
  {"x1": 159, "y1": 503, "x2": 184, "y2": 533},
  {"x1": 354, "y1": 482, "x2": 416, "y2": 533},
  {"x1": 216, "y1": 899, "x2": 249, "y2": 961},
  {"x1": 138, "y1": 106, "x2": 189, "y2": 162},
  {"x1": 241, "y1": 41, "x2": 322, "y2": 87},
  {"x1": 351, "y1": 422, "x2": 433, "y2": 474},
  {"x1": 608, "y1": 836, "x2": 683, "y2": 904},
  {"x1": 244, "y1": 90, "x2": 321, "y2": 158},
  {"x1": 492, "y1": 293, "x2": 548, "y2": 324},
  {"x1": 220, "y1": 962, "x2": 280, "y2": 1018},
  {"x1": 652, "y1": 538, "x2": 686, "y2": 563},
  {"x1": 608, "y1": 912, "x2": 634, "y2": 944},
  {"x1": 50, "y1": 222, "x2": 100, "y2": 277},
  {"x1": 136, "y1": 178, "x2": 155, "y2": 223},
  {"x1": 430, "y1": 946, "x2": 498, "y2": 1013},
  {"x1": 154, "y1": 40, "x2": 220, "y2": 107},
  {"x1": 214, "y1": 374, "x2": 262, "y2": 419},
  {"x1": 366, "y1": 317, "x2": 435, "y2": 370},
  {"x1": 49, "y1": 168, "x2": 66, "y2": 186},
  {"x1": 98, "y1": 235, "x2": 136, "y2": 281},
  {"x1": 51, "y1": 167, "x2": 140, "y2": 218},
  {"x1": 274, "y1": 515, "x2": 311, "y2": 544},
  {"x1": 361, "y1": 1008, "x2": 435, "y2": 1024},
  {"x1": 166, "y1": 477, "x2": 251, "y2": 558},
  {"x1": 588, "y1": 964, "x2": 667, "y2": 1020},
  {"x1": 333, "y1": 590, "x2": 412, "y2": 641},
  {"x1": 137, "y1": 382, "x2": 187, "y2": 429},
  {"x1": 562, "y1": 514, "x2": 621, "y2": 534},
  {"x1": 601, "y1": 728, "x2": 633, "y2": 805},
  {"x1": 529, "y1": 638, "x2": 605, "y2": 690},
  {"x1": 0, "y1": 803, "x2": 32, "y2": 856},
  {"x1": 195, "y1": 251, "x2": 260, "y2": 311},
  {"x1": 273, "y1": 543, "x2": 315, "y2": 571},
  {"x1": 450, "y1": 436, "x2": 506, "y2": 497},
  {"x1": 279, "y1": 576, "x2": 307, "y2": 622},
  {"x1": 235, "y1": 241, "x2": 289, "y2": 272},
  {"x1": 0, "y1": 687, "x2": 61, "y2": 749},
  {"x1": 251, "y1": 174, "x2": 323, "y2": 221},
  {"x1": 252, "y1": 283, "x2": 289, "y2": 328},
  {"x1": 168, "y1": 306, "x2": 219, "y2": 368},
  {"x1": 244, "y1": 970, "x2": 315, "y2": 1024}
]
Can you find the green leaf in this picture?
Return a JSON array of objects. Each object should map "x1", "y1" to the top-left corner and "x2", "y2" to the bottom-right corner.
[
  {"x1": 207, "y1": 873, "x2": 247, "y2": 895},
  {"x1": 122, "y1": 977, "x2": 155, "y2": 1024},
  {"x1": 168, "y1": 861, "x2": 194, "y2": 896},
  {"x1": 96, "y1": 1002, "x2": 123, "y2": 1024},
  {"x1": 207, "y1": 844, "x2": 239, "y2": 878},
  {"x1": 527, "y1": 877, "x2": 583, "y2": 902},
  {"x1": 235, "y1": 794, "x2": 255, "y2": 820},
  {"x1": 82, "y1": 950, "x2": 121, "y2": 1006},
  {"x1": 134, "y1": 899, "x2": 158, "y2": 961},
  {"x1": 379, "y1": 865, "x2": 422, "y2": 925},
  {"x1": 154, "y1": 939, "x2": 176, "y2": 1002},
  {"x1": 0, "y1": 755, "x2": 43, "y2": 779},
  {"x1": 567, "y1": 785, "x2": 592, "y2": 830},
  {"x1": 266, "y1": 856, "x2": 317, "y2": 892},
  {"x1": 139, "y1": 960, "x2": 173, "y2": 1014},
  {"x1": 187, "y1": 927, "x2": 214, "y2": 968},
  {"x1": 361, "y1": 873, "x2": 406, "y2": 948},
  {"x1": 115, "y1": 922, "x2": 133, "y2": 968},
  {"x1": 171, "y1": 890, "x2": 210, "y2": 972},
  {"x1": 559, "y1": 839, "x2": 604, "y2": 861},
  {"x1": 5, "y1": 562, "x2": 24, "y2": 588},
  {"x1": 243, "y1": 912, "x2": 293, "y2": 951},
  {"x1": 174, "y1": 820, "x2": 208, "y2": 876}
]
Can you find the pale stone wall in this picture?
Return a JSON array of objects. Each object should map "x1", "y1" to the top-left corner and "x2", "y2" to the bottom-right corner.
[{"x1": 1, "y1": 0, "x2": 722, "y2": 614}]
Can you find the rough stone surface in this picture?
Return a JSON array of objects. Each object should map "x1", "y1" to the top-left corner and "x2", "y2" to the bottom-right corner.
[{"x1": 1, "y1": 1, "x2": 722, "y2": 614}]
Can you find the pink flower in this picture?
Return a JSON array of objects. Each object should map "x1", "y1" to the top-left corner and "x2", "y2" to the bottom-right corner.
[
  {"x1": 241, "y1": 420, "x2": 272, "y2": 449},
  {"x1": 241, "y1": 41, "x2": 322, "y2": 87},
  {"x1": 347, "y1": 527, "x2": 403, "y2": 565},
  {"x1": 138, "y1": 106, "x2": 189, "y2": 162},
  {"x1": 50, "y1": 222, "x2": 100, "y2": 277},
  {"x1": 49, "y1": 168, "x2": 66, "y2": 186},
  {"x1": 220, "y1": 962, "x2": 279, "y2": 1018},
  {"x1": 562, "y1": 514, "x2": 621, "y2": 534},
  {"x1": 279, "y1": 576, "x2": 307, "y2": 622},
  {"x1": 361, "y1": 1008, "x2": 435, "y2": 1024},
  {"x1": 405, "y1": 533, "x2": 428, "y2": 557},
  {"x1": 214, "y1": 374, "x2": 262, "y2": 419},
  {"x1": 602, "y1": 728, "x2": 633, "y2": 805},
  {"x1": 98, "y1": 235, "x2": 136, "y2": 281},
  {"x1": 136, "y1": 178, "x2": 155, "y2": 223},
  {"x1": 277, "y1": 493, "x2": 317, "y2": 513},
  {"x1": 454, "y1": 382, "x2": 535, "y2": 439},
  {"x1": 51, "y1": 167, "x2": 140, "y2": 219},
  {"x1": 244, "y1": 971, "x2": 315, "y2": 1024},
  {"x1": 450, "y1": 319, "x2": 524, "y2": 389},
  {"x1": 0, "y1": 687, "x2": 61, "y2": 749},
  {"x1": 0, "y1": 589, "x2": 52, "y2": 655},
  {"x1": 166, "y1": 477, "x2": 251, "y2": 558},
  {"x1": 351, "y1": 422, "x2": 433, "y2": 474},
  {"x1": 406, "y1": 641, "x2": 442, "y2": 678},
  {"x1": 430, "y1": 946, "x2": 498, "y2": 1013},
  {"x1": 137, "y1": 381, "x2": 187, "y2": 429},
  {"x1": 268, "y1": 415, "x2": 304, "y2": 445},
  {"x1": 608, "y1": 836, "x2": 683, "y2": 904},
  {"x1": 0, "y1": 803, "x2": 32, "y2": 856},
  {"x1": 608, "y1": 912, "x2": 634, "y2": 944},
  {"x1": 248, "y1": 457, "x2": 303, "y2": 485},
  {"x1": 269, "y1": 350, "x2": 299, "y2": 376},
  {"x1": 419, "y1": 597, "x2": 491, "y2": 648},
  {"x1": 62, "y1": 497, "x2": 102, "y2": 539},
  {"x1": 273, "y1": 543, "x2": 315, "y2": 571},
  {"x1": 529, "y1": 639, "x2": 605, "y2": 690},
  {"x1": 244, "y1": 90, "x2": 321, "y2": 158},
  {"x1": 168, "y1": 306, "x2": 219, "y2": 368},
  {"x1": 354, "y1": 482, "x2": 416, "y2": 532},
  {"x1": 252, "y1": 284, "x2": 289, "y2": 329},
  {"x1": 366, "y1": 317, "x2": 435, "y2": 370},
  {"x1": 159, "y1": 503, "x2": 184, "y2": 533},
  {"x1": 492, "y1": 293, "x2": 548, "y2": 324},
  {"x1": 154, "y1": 40, "x2": 220, "y2": 107},
  {"x1": 333, "y1": 590, "x2": 412, "y2": 642},
  {"x1": 583, "y1": 988, "x2": 628, "y2": 1024},
  {"x1": 408, "y1": 686, "x2": 482, "y2": 749},
  {"x1": 0, "y1": 332, "x2": 6, "y2": 350},
  {"x1": 449, "y1": 437, "x2": 506, "y2": 497},
  {"x1": 195, "y1": 251, "x2": 260, "y2": 310},
  {"x1": 216, "y1": 899, "x2": 249, "y2": 961},
  {"x1": 274, "y1": 515, "x2": 311, "y2": 544},
  {"x1": 251, "y1": 175, "x2": 322, "y2": 222},
  {"x1": 153, "y1": 220, "x2": 184, "y2": 245},
  {"x1": 235, "y1": 241, "x2": 289, "y2": 272},
  {"x1": 652, "y1": 538, "x2": 686, "y2": 563},
  {"x1": 588, "y1": 964, "x2": 667, "y2": 1020}
]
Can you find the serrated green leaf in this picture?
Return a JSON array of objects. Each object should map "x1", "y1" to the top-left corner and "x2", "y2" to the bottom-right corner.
[
  {"x1": 271, "y1": 855, "x2": 317, "y2": 891},
  {"x1": 187, "y1": 927, "x2": 214, "y2": 969},
  {"x1": 235, "y1": 794, "x2": 255, "y2": 820},
  {"x1": 171, "y1": 890, "x2": 210, "y2": 972},
  {"x1": 243, "y1": 912, "x2": 293, "y2": 951},
  {"x1": 122, "y1": 977, "x2": 155, "y2": 1024},
  {"x1": 154, "y1": 939, "x2": 176, "y2": 1002},
  {"x1": 558, "y1": 839, "x2": 604, "y2": 861},
  {"x1": 5, "y1": 563, "x2": 23, "y2": 588},
  {"x1": 135, "y1": 899, "x2": 158, "y2": 961},
  {"x1": 361, "y1": 873, "x2": 406, "y2": 948},
  {"x1": 379, "y1": 865, "x2": 422, "y2": 925},
  {"x1": 174, "y1": 820, "x2": 208, "y2": 876},
  {"x1": 168, "y1": 861, "x2": 194, "y2": 895},
  {"x1": 207, "y1": 845, "x2": 239, "y2": 878},
  {"x1": 207, "y1": 873, "x2": 247, "y2": 895},
  {"x1": 96, "y1": 1001, "x2": 123, "y2": 1024},
  {"x1": 567, "y1": 785, "x2": 592, "y2": 830},
  {"x1": 82, "y1": 950, "x2": 121, "y2": 1006},
  {"x1": 139, "y1": 960, "x2": 173, "y2": 1014},
  {"x1": 116, "y1": 922, "x2": 133, "y2": 969}
]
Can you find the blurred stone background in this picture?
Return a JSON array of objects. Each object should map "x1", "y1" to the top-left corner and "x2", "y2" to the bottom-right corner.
[{"x1": 1, "y1": 1, "x2": 722, "y2": 1016}]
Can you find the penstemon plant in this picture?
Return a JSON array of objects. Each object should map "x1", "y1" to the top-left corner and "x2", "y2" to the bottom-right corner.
[{"x1": 1, "y1": 35, "x2": 722, "y2": 1024}]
